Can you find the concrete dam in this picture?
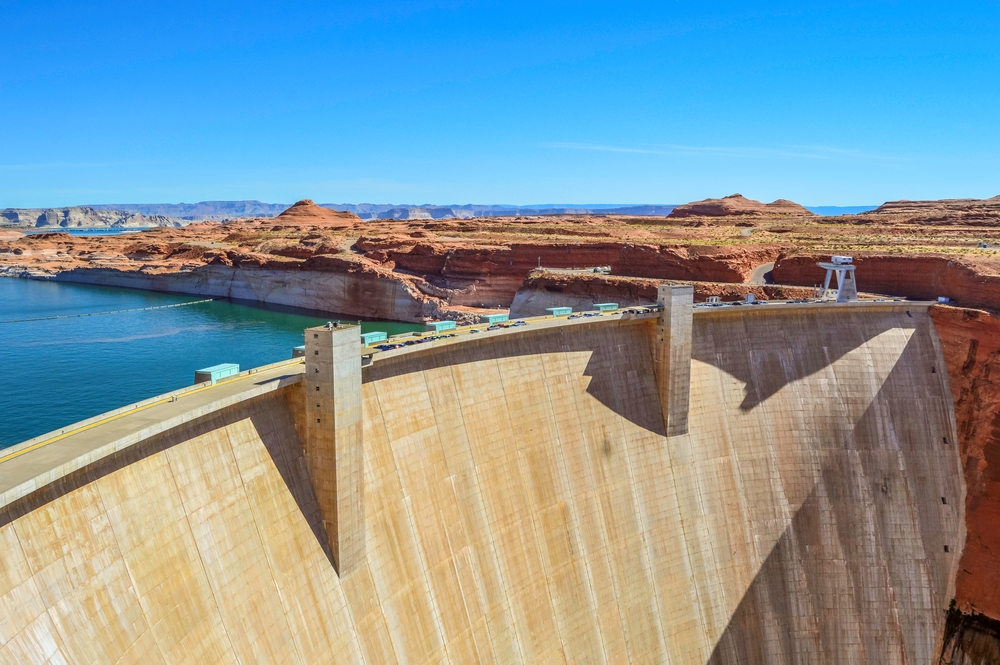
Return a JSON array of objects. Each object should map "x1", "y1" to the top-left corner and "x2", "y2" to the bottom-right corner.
[{"x1": 0, "y1": 287, "x2": 964, "y2": 664}]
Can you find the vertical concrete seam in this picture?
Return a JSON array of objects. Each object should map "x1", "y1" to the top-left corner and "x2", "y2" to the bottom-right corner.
[
  {"x1": 225, "y1": 418, "x2": 307, "y2": 665},
  {"x1": 363, "y1": 369, "x2": 419, "y2": 665},
  {"x1": 420, "y1": 365, "x2": 494, "y2": 663},
  {"x1": 563, "y1": 339, "x2": 635, "y2": 665},
  {"x1": 162, "y1": 429, "x2": 241, "y2": 663},
  {"x1": 496, "y1": 332, "x2": 563, "y2": 651},
  {"x1": 399, "y1": 370, "x2": 450, "y2": 657},
  {"x1": 448, "y1": 338, "x2": 523, "y2": 663},
  {"x1": 609, "y1": 351, "x2": 670, "y2": 662},
  {"x1": 8, "y1": 515, "x2": 69, "y2": 659},
  {"x1": 92, "y1": 472, "x2": 166, "y2": 665},
  {"x1": 555, "y1": 346, "x2": 617, "y2": 665},
  {"x1": 539, "y1": 333, "x2": 609, "y2": 662},
  {"x1": 478, "y1": 337, "x2": 543, "y2": 662}
]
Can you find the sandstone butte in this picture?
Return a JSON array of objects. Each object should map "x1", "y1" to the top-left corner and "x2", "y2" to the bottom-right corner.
[
  {"x1": 8, "y1": 194, "x2": 1000, "y2": 658},
  {"x1": 667, "y1": 192, "x2": 816, "y2": 217}
]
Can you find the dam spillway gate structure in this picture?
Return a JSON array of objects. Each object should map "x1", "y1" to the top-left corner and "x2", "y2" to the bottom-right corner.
[{"x1": 0, "y1": 288, "x2": 965, "y2": 664}]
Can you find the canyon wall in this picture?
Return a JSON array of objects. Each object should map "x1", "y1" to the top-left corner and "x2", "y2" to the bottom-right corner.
[
  {"x1": 44, "y1": 265, "x2": 450, "y2": 322},
  {"x1": 932, "y1": 307, "x2": 1000, "y2": 616},
  {"x1": 0, "y1": 206, "x2": 183, "y2": 228},
  {"x1": 509, "y1": 270, "x2": 813, "y2": 317},
  {"x1": 772, "y1": 252, "x2": 1000, "y2": 310},
  {"x1": 364, "y1": 239, "x2": 780, "y2": 289},
  {"x1": 5, "y1": 241, "x2": 784, "y2": 322},
  {"x1": 0, "y1": 304, "x2": 963, "y2": 663}
]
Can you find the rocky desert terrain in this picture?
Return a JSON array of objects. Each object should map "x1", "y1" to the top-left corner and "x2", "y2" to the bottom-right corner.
[
  {"x1": 7, "y1": 192, "x2": 1000, "y2": 652},
  {"x1": 1, "y1": 205, "x2": 184, "y2": 229}
]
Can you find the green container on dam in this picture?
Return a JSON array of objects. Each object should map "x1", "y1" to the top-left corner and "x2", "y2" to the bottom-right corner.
[
  {"x1": 361, "y1": 331, "x2": 388, "y2": 346},
  {"x1": 194, "y1": 363, "x2": 240, "y2": 385},
  {"x1": 481, "y1": 313, "x2": 509, "y2": 324},
  {"x1": 426, "y1": 320, "x2": 457, "y2": 333}
]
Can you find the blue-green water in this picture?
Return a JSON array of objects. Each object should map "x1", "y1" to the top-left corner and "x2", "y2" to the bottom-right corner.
[
  {"x1": 0, "y1": 278, "x2": 421, "y2": 448},
  {"x1": 21, "y1": 228, "x2": 150, "y2": 236}
]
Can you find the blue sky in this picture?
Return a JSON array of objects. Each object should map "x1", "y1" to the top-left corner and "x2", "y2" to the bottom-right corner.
[{"x1": 1, "y1": 1, "x2": 998, "y2": 207}]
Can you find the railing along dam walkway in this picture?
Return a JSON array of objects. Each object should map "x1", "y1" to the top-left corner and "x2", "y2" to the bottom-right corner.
[{"x1": 0, "y1": 288, "x2": 963, "y2": 664}]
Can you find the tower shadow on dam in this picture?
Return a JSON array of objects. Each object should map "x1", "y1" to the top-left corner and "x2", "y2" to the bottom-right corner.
[
  {"x1": 692, "y1": 312, "x2": 919, "y2": 412},
  {"x1": 364, "y1": 322, "x2": 669, "y2": 437},
  {"x1": 705, "y1": 325, "x2": 959, "y2": 665}
]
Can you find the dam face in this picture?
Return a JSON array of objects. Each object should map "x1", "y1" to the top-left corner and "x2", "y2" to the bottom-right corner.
[{"x1": 0, "y1": 301, "x2": 964, "y2": 664}]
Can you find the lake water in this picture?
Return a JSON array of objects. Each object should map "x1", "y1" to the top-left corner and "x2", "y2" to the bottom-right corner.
[
  {"x1": 0, "y1": 278, "x2": 422, "y2": 448},
  {"x1": 21, "y1": 228, "x2": 151, "y2": 236}
]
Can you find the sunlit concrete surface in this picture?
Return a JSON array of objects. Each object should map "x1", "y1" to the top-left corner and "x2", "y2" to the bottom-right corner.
[{"x1": 0, "y1": 300, "x2": 964, "y2": 664}]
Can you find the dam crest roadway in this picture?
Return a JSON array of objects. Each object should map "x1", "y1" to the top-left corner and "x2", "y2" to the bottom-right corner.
[{"x1": 0, "y1": 288, "x2": 965, "y2": 664}]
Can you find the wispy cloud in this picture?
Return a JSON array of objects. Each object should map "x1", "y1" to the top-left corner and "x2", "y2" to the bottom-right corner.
[
  {"x1": 545, "y1": 142, "x2": 905, "y2": 161},
  {"x1": 0, "y1": 161, "x2": 126, "y2": 171},
  {"x1": 546, "y1": 142, "x2": 666, "y2": 155}
]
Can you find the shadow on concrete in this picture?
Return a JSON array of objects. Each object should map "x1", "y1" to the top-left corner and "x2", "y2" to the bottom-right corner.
[
  {"x1": 706, "y1": 485, "x2": 821, "y2": 664},
  {"x1": 692, "y1": 311, "x2": 917, "y2": 412},
  {"x1": 0, "y1": 392, "x2": 335, "y2": 567},
  {"x1": 249, "y1": 409, "x2": 335, "y2": 566},
  {"x1": 254, "y1": 373, "x2": 302, "y2": 386},
  {"x1": 704, "y1": 327, "x2": 952, "y2": 664},
  {"x1": 365, "y1": 320, "x2": 668, "y2": 436}
]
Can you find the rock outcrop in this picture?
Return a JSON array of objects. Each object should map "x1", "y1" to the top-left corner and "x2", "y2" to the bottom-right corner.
[
  {"x1": 0, "y1": 224, "x2": 783, "y2": 321},
  {"x1": 273, "y1": 199, "x2": 360, "y2": 226},
  {"x1": 0, "y1": 206, "x2": 184, "y2": 228},
  {"x1": 932, "y1": 306, "x2": 1000, "y2": 620},
  {"x1": 509, "y1": 270, "x2": 813, "y2": 317},
  {"x1": 859, "y1": 196, "x2": 1000, "y2": 227},
  {"x1": 668, "y1": 193, "x2": 815, "y2": 218},
  {"x1": 871, "y1": 195, "x2": 1000, "y2": 216},
  {"x1": 771, "y1": 252, "x2": 1000, "y2": 309}
]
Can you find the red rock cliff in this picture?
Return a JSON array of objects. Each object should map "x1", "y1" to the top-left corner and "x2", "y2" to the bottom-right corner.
[
  {"x1": 773, "y1": 252, "x2": 1000, "y2": 309},
  {"x1": 933, "y1": 306, "x2": 1000, "y2": 619}
]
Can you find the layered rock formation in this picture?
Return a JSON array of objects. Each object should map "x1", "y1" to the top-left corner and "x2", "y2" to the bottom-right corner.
[
  {"x1": 86, "y1": 201, "x2": 681, "y2": 221},
  {"x1": 0, "y1": 213, "x2": 783, "y2": 321},
  {"x1": 0, "y1": 206, "x2": 183, "y2": 229},
  {"x1": 932, "y1": 307, "x2": 1000, "y2": 618},
  {"x1": 668, "y1": 193, "x2": 815, "y2": 218},
  {"x1": 509, "y1": 270, "x2": 813, "y2": 317},
  {"x1": 771, "y1": 252, "x2": 1000, "y2": 310},
  {"x1": 271, "y1": 199, "x2": 359, "y2": 226},
  {"x1": 88, "y1": 200, "x2": 290, "y2": 221},
  {"x1": 871, "y1": 195, "x2": 1000, "y2": 217}
]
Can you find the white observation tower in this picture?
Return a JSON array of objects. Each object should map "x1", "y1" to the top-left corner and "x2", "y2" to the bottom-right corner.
[{"x1": 817, "y1": 255, "x2": 858, "y2": 302}]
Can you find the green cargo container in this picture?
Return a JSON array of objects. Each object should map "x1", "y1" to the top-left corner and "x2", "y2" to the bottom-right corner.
[
  {"x1": 194, "y1": 363, "x2": 240, "y2": 385},
  {"x1": 361, "y1": 331, "x2": 388, "y2": 346},
  {"x1": 426, "y1": 320, "x2": 457, "y2": 333}
]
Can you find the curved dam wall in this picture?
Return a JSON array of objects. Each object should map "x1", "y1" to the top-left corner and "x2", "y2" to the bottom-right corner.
[{"x1": 0, "y1": 303, "x2": 964, "y2": 663}]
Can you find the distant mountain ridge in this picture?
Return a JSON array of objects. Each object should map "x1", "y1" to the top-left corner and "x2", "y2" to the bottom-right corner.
[
  {"x1": 86, "y1": 200, "x2": 288, "y2": 221},
  {"x1": 0, "y1": 206, "x2": 183, "y2": 229},
  {"x1": 326, "y1": 203, "x2": 681, "y2": 220},
  {"x1": 84, "y1": 201, "x2": 680, "y2": 221},
  {"x1": 1, "y1": 200, "x2": 884, "y2": 228}
]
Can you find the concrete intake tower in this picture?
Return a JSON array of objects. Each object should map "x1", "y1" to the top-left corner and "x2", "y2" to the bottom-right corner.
[{"x1": 0, "y1": 286, "x2": 964, "y2": 664}]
